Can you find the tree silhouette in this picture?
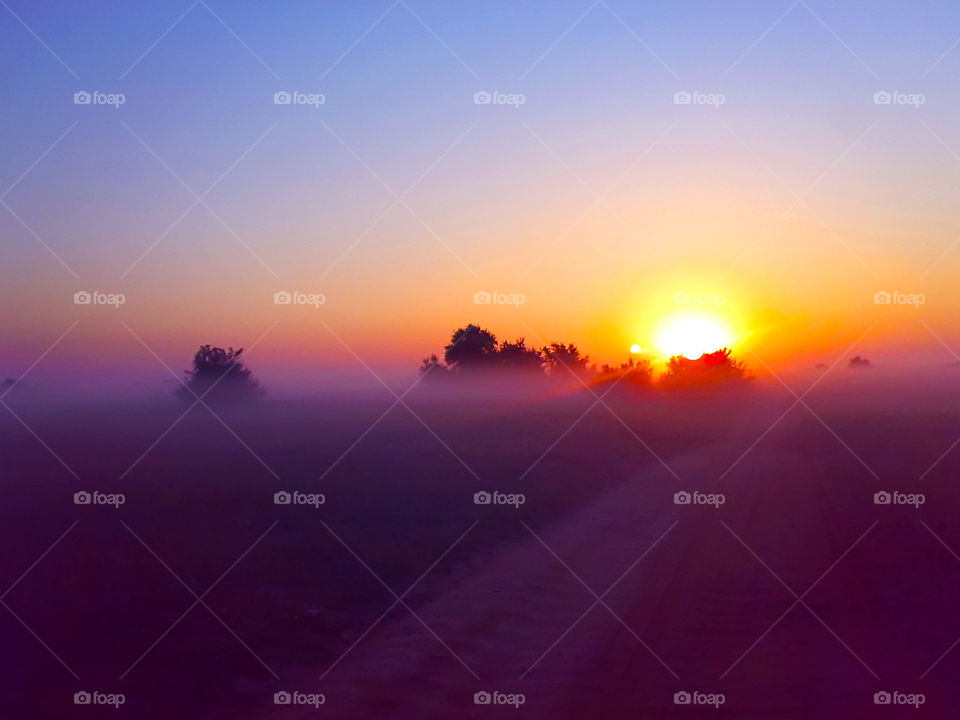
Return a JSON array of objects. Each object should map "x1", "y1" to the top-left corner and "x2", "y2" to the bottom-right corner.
[
  {"x1": 848, "y1": 355, "x2": 871, "y2": 369},
  {"x1": 444, "y1": 324, "x2": 498, "y2": 371},
  {"x1": 596, "y1": 357, "x2": 653, "y2": 386},
  {"x1": 540, "y1": 342, "x2": 593, "y2": 378},
  {"x1": 419, "y1": 354, "x2": 448, "y2": 380},
  {"x1": 497, "y1": 338, "x2": 544, "y2": 373},
  {"x1": 422, "y1": 326, "x2": 752, "y2": 392},
  {"x1": 659, "y1": 348, "x2": 748, "y2": 388},
  {"x1": 177, "y1": 345, "x2": 262, "y2": 402}
]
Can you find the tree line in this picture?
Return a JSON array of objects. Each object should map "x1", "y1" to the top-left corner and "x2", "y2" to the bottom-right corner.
[
  {"x1": 419, "y1": 323, "x2": 748, "y2": 388},
  {"x1": 176, "y1": 325, "x2": 751, "y2": 402}
]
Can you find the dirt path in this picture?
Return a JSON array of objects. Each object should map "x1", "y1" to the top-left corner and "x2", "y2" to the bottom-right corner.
[
  {"x1": 247, "y1": 413, "x2": 960, "y2": 719},
  {"x1": 253, "y1": 441, "x2": 743, "y2": 719}
]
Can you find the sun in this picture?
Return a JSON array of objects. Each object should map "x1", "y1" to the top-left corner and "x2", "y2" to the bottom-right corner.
[{"x1": 654, "y1": 313, "x2": 735, "y2": 359}]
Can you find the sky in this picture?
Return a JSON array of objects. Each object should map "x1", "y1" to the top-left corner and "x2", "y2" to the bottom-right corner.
[{"x1": 3, "y1": 0, "x2": 960, "y2": 391}]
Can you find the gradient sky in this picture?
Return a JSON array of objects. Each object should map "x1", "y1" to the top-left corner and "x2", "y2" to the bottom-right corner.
[{"x1": 3, "y1": 0, "x2": 960, "y2": 391}]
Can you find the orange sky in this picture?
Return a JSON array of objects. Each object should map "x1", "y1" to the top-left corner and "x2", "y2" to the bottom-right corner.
[{"x1": 5, "y1": 3, "x2": 960, "y2": 389}]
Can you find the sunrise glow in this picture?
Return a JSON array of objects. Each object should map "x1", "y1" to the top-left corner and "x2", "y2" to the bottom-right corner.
[{"x1": 654, "y1": 313, "x2": 736, "y2": 360}]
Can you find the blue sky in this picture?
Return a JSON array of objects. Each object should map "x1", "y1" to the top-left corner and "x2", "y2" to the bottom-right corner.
[{"x1": 4, "y1": 0, "x2": 960, "y2": 388}]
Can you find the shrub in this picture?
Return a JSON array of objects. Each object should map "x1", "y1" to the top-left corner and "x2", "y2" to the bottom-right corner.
[
  {"x1": 659, "y1": 348, "x2": 748, "y2": 389},
  {"x1": 177, "y1": 345, "x2": 262, "y2": 402}
]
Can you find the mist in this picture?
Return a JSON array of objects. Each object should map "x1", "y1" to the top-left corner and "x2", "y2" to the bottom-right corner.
[{"x1": 4, "y1": 362, "x2": 960, "y2": 717}]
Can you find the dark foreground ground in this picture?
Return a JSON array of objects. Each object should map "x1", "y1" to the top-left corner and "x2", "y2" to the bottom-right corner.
[{"x1": 3, "y1": 372, "x2": 960, "y2": 718}]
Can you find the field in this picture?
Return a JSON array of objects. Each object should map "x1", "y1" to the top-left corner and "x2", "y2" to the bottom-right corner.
[{"x1": 3, "y1": 372, "x2": 960, "y2": 718}]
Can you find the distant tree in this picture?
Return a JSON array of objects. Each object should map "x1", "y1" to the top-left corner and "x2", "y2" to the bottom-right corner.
[
  {"x1": 178, "y1": 345, "x2": 262, "y2": 402},
  {"x1": 444, "y1": 324, "x2": 498, "y2": 371},
  {"x1": 596, "y1": 357, "x2": 653, "y2": 387},
  {"x1": 540, "y1": 342, "x2": 593, "y2": 379},
  {"x1": 497, "y1": 338, "x2": 544, "y2": 373},
  {"x1": 659, "y1": 348, "x2": 748, "y2": 389},
  {"x1": 419, "y1": 354, "x2": 449, "y2": 380},
  {"x1": 848, "y1": 355, "x2": 871, "y2": 369}
]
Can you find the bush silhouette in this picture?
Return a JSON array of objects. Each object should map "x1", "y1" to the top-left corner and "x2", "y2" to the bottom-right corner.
[
  {"x1": 430, "y1": 329, "x2": 545, "y2": 377},
  {"x1": 848, "y1": 355, "x2": 871, "y2": 369},
  {"x1": 659, "y1": 348, "x2": 748, "y2": 389},
  {"x1": 596, "y1": 357, "x2": 653, "y2": 387},
  {"x1": 177, "y1": 345, "x2": 262, "y2": 402},
  {"x1": 422, "y1": 326, "x2": 751, "y2": 392},
  {"x1": 540, "y1": 342, "x2": 593, "y2": 379},
  {"x1": 418, "y1": 354, "x2": 448, "y2": 380},
  {"x1": 498, "y1": 338, "x2": 544, "y2": 373},
  {"x1": 444, "y1": 324, "x2": 498, "y2": 371}
]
